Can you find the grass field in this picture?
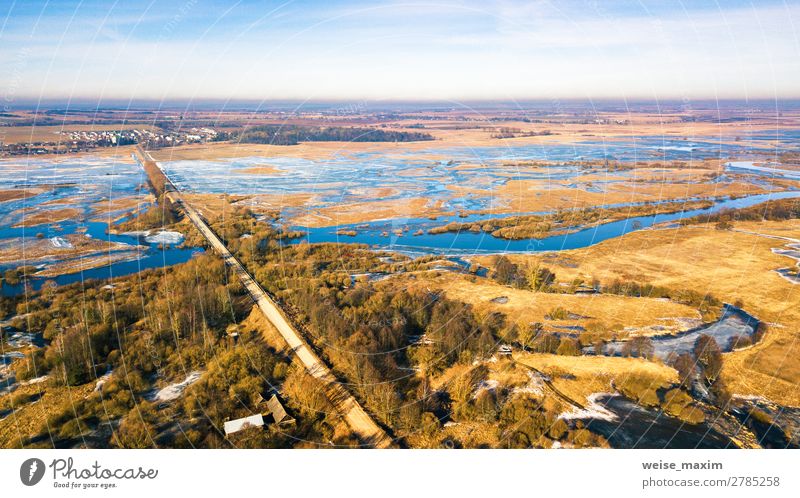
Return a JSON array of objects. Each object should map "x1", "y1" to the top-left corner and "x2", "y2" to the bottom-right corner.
[
  {"x1": 0, "y1": 381, "x2": 95, "y2": 448},
  {"x1": 395, "y1": 272, "x2": 701, "y2": 339},
  {"x1": 514, "y1": 352, "x2": 677, "y2": 406},
  {"x1": 492, "y1": 220, "x2": 800, "y2": 406}
]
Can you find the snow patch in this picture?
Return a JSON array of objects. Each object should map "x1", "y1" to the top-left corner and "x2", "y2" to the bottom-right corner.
[
  {"x1": 144, "y1": 230, "x2": 184, "y2": 245},
  {"x1": 21, "y1": 375, "x2": 48, "y2": 386},
  {"x1": 153, "y1": 371, "x2": 202, "y2": 402},
  {"x1": 511, "y1": 371, "x2": 545, "y2": 397},
  {"x1": 94, "y1": 370, "x2": 113, "y2": 392},
  {"x1": 472, "y1": 379, "x2": 499, "y2": 399},
  {"x1": 559, "y1": 392, "x2": 618, "y2": 422},
  {"x1": 49, "y1": 236, "x2": 72, "y2": 249}
]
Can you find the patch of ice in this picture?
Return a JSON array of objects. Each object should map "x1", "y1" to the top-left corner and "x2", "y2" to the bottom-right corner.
[
  {"x1": 472, "y1": 379, "x2": 499, "y2": 399},
  {"x1": 559, "y1": 392, "x2": 618, "y2": 422},
  {"x1": 144, "y1": 230, "x2": 184, "y2": 245},
  {"x1": 21, "y1": 375, "x2": 48, "y2": 386},
  {"x1": 94, "y1": 370, "x2": 113, "y2": 392},
  {"x1": 733, "y1": 394, "x2": 770, "y2": 402},
  {"x1": 472, "y1": 355, "x2": 498, "y2": 366},
  {"x1": 153, "y1": 371, "x2": 202, "y2": 402},
  {"x1": 511, "y1": 370, "x2": 545, "y2": 397},
  {"x1": 5, "y1": 332, "x2": 41, "y2": 348},
  {"x1": 49, "y1": 236, "x2": 72, "y2": 249}
]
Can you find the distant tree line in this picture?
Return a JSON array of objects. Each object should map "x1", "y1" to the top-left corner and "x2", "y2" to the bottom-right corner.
[{"x1": 237, "y1": 125, "x2": 434, "y2": 145}]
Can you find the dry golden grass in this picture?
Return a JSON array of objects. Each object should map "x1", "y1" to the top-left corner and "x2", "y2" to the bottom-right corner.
[
  {"x1": 235, "y1": 165, "x2": 284, "y2": 175},
  {"x1": 450, "y1": 176, "x2": 772, "y2": 216},
  {"x1": 397, "y1": 272, "x2": 699, "y2": 338},
  {"x1": 514, "y1": 353, "x2": 677, "y2": 406},
  {"x1": 0, "y1": 188, "x2": 45, "y2": 203},
  {"x1": 36, "y1": 251, "x2": 140, "y2": 277},
  {"x1": 143, "y1": 110, "x2": 800, "y2": 164},
  {"x1": 150, "y1": 141, "x2": 433, "y2": 162},
  {"x1": 0, "y1": 233, "x2": 140, "y2": 267},
  {"x1": 0, "y1": 381, "x2": 95, "y2": 448},
  {"x1": 498, "y1": 221, "x2": 800, "y2": 406},
  {"x1": 185, "y1": 192, "x2": 319, "y2": 218},
  {"x1": 12, "y1": 207, "x2": 82, "y2": 227},
  {"x1": 182, "y1": 193, "x2": 252, "y2": 221},
  {"x1": 90, "y1": 194, "x2": 153, "y2": 219},
  {"x1": 294, "y1": 197, "x2": 450, "y2": 228}
]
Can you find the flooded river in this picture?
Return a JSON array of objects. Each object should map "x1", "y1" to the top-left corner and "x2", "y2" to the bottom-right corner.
[
  {"x1": 600, "y1": 305, "x2": 759, "y2": 359},
  {"x1": 291, "y1": 192, "x2": 800, "y2": 255},
  {"x1": 0, "y1": 156, "x2": 202, "y2": 296}
]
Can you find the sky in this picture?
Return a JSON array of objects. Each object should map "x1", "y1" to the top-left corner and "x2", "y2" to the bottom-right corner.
[{"x1": 1, "y1": 0, "x2": 799, "y2": 103}]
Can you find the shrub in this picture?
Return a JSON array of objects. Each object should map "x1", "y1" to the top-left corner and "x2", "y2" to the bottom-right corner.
[
  {"x1": 544, "y1": 306, "x2": 570, "y2": 320},
  {"x1": 556, "y1": 337, "x2": 580, "y2": 356}
]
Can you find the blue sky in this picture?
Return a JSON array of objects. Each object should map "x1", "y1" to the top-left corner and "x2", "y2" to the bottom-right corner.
[{"x1": 1, "y1": 0, "x2": 798, "y2": 102}]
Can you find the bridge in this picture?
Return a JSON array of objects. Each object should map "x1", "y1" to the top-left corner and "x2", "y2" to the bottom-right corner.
[{"x1": 134, "y1": 146, "x2": 393, "y2": 448}]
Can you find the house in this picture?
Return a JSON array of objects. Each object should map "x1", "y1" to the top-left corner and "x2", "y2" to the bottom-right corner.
[
  {"x1": 265, "y1": 394, "x2": 295, "y2": 426},
  {"x1": 223, "y1": 394, "x2": 295, "y2": 437},
  {"x1": 223, "y1": 414, "x2": 264, "y2": 436},
  {"x1": 498, "y1": 345, "x2": 513, "y2": 356}
]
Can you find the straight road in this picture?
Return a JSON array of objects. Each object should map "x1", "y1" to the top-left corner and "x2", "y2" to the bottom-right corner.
[{"x1": 135, "y1": 147, "x2": 393, "y2": 448}]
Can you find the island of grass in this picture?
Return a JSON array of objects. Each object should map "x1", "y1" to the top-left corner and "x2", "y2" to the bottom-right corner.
[{"x1": 428, "y1": 199, "x2": 715, "y2": 240}]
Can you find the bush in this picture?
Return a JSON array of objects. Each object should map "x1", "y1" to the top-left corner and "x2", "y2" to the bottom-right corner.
[
  {"x1": 662, "y1": 388, "x2": 693, "y2": 417},
  {"x1": 728, "y1": 335, "x2": 752, "y2": 350},
  {"x1": 113, "y1": 403, "x2": 157, "y2": 449},
  {"x1": 693, "y1": 334, "x2": 722, "y2": 381},
  {"x1": 556, "y1": 337, "x2": 580, "y2": 356},
  {"x1": 544, "y1": 306, "x2": 570, "y2": 320},
  {"x1": 493, "y1": 256, "x2": 525, "y2": 288},
  {"x1": 500, "y1": 395, "x2": 549, "y2": 446},
  {"x1": 548, "y1": 418, "x2": 568, "y2": 440},
  {"x1": 617, "y1": 374, "x2": 664, "y2": 408}
]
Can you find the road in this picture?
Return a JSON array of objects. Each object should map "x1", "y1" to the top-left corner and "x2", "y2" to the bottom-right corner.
[{"x1": 135, "y1": 147, "x2": 393, "y2": 448}]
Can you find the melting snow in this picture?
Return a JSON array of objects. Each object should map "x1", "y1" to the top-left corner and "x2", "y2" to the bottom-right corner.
[
  {"x1": 511, "y1": 370, "x2": 545, "y2": 396},
  {"x1": 144, "y1": 230, "x2": 184, "y2": 245},
  {"x1": 153, "y1": 371, "x2": 202, "y2": 402},
  {"x1": 472, "y1": 379, "x2": 499, "y2": 399},
  {"x1": 559, "y1": 392, "x2": 618, "y2": 422},
  {"x1": 94, "y1": 370, "x2": 113, "y2": 392},
  {"x1": 121, "y1": 230, "x2": 184, "y2": 245},
  {"x1": 21, "y1": 375, "x2": 49, "y2": 386},
  {"x1": 49, "y1": 236, "x2": 72, "y2": 249}
]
